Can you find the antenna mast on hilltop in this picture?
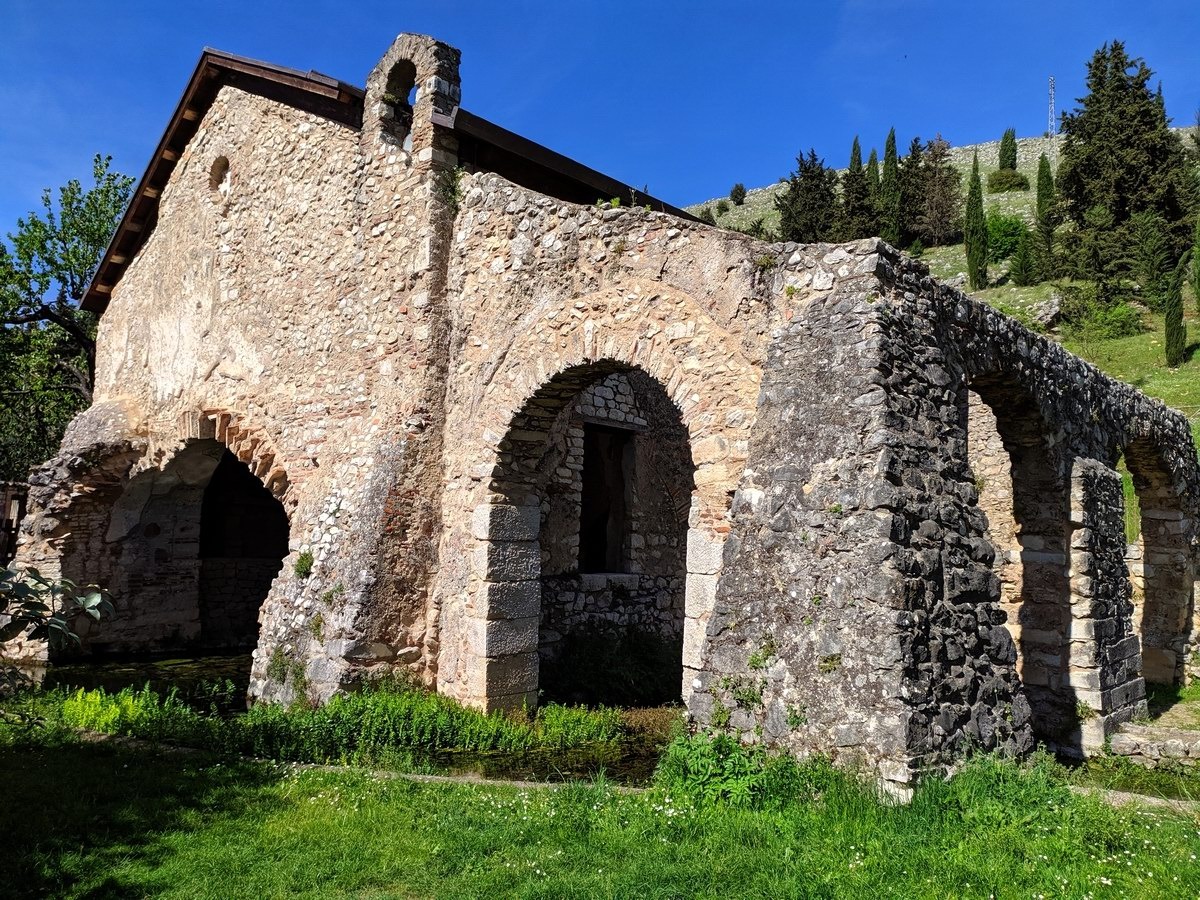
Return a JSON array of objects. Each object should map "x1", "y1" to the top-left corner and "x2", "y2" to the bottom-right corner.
[{"x1": 1047, "y1": 75, "x2": 1057, "y2": 162}]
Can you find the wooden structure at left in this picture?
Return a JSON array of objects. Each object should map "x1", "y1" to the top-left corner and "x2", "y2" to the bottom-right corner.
[{"x1": 0, "y1": 482, "x2": 28, "y2": 567}]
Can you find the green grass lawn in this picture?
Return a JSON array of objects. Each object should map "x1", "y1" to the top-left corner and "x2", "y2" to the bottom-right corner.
[{"x1": 3, "y1": 725, "x2": 1200, "y2": 899}]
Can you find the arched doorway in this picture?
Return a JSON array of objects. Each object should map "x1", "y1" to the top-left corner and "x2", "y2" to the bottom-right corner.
[
  {"x1": 965, "y1": 377, "x2": 1074, "y2": 743},
  {"x1": 64, "y1": 438, "x2": 289, "y2": 657},
  {"x1": 474, "y1": 363, "x2": 695, "y2": 708}
]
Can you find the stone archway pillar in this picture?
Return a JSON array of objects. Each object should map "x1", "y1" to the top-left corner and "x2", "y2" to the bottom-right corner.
[
  {"x1": 1067, "y1": 458, "x2": 1147, "y2": 751},
  {"x1": 463, "y1": 502, "x2": 542, "y2": 711}
]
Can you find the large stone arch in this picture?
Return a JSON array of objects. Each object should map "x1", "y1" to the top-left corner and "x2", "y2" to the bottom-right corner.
[
  {"x1": 437, "y1": 291, "x2": 761, "y2": 710},
  {"x1": 964, "y1": 371, "x2": 1076, "y2": 743},
  {"x1": 13, "y1": 406, "x2": 297, "y2": 660}
]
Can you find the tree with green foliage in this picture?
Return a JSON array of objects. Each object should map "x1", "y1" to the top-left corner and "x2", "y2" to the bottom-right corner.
[
  {"x1": 729, "y1": 183, "x2": 746, "y2": 206},
  {"x1": 1059, "y1": 41, "x2": 1195, "y2": 277},
  {"x1": 838, "y1": 136, "x2": 875, "y2": 240},
  {"x1": 986, "y1": 212, "x2": 1026, "y2": 261},
  {"x1": 1009, "y1": 228, "x2": 1037, "y2": 286},
  {"x1": 917, "y1": 135, "x2": 961, "y2": 247},
  {"x1": 879, "y1": 128, "x2": 901, "y2": 246},
  {"x1": 0, "y1": 155, "x2": 133, "y2": 479},
  {"x1": 697, "y1": 206, "x2": 717, "y2": 225},
  {"x1": 1131, "y1": 211, "x2": 1173, "y2": 309},
  {"x1": 1035, "y1": 153, "x2": 1058, "y2": 279},
  {"x1": 998, "y1": 128, "x2": 1018, "y2": 171},
  {"x1": 898, "y1": 136, "x2": 925, "y2": 246},
  {"x1": 964, "y1": 153, "x2": 988, "y2": 288},
  {"x1": 775, "y1": 149, "x2": 839, "y2": 243},
  {"x1": 866, "y1": 148, "x2": 881, "y2": 222},
  {"x1": 715, "y1": 199, "x2": 730, "y2": 217},
  {"x1": 1164, "y1": 252, "x2": 1190, "y2": 367}
]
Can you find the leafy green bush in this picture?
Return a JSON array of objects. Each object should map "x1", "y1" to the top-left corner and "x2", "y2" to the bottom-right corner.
[
  {"x1": 57, "y1": 679, "x2": 625, "y2": 763},
  {"x1": 1059, "y1": 283, "x2": 1144, "y2": 339},
  {"x1": 985, "y1": 211, "x2": 1027, "y2": 261},
  {"x1": 654, "y1": 732, "x2": 841, "y2": 808},
  {"x1": 715, "y1": 199, "x2": 729, "y2": 216},
  {"x1": 986, "y1": 169, "x2": 1030, "y2": 193}
]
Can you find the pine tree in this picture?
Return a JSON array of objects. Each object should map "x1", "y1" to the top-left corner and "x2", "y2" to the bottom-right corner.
[
  {"x1": 899, "y1": 136, "x2": 926, "y2": 246},
  {"x1": 999, "y1": 128, "x2": 1018, "y2": 170},
  {"x1": 1059, "y1": 41, "x2": 1195, "y2": 277},
  {"x1": 839, "y1": 136, "x2": 874, "y2": 240},
  {"x1": 1009, "y1": 227, "x2": 1037, "y2": 286},
  {"x1": 964, "y1": 152, "x2": 988, "y2": 288},
  {"x1": 775, "y1": 149, "x2": 839, "y2": 243},
  {"x1": 730, "y1": 183, "x2": 747, "y2": 206},
  {"x1": 879, "y1": 127, "x2": 902, "y2": 246},
  {"x1": 1035, "y1": 153, "x2": 1057, "y2": 278},
  {"x1": 917, "y1": 135, "x2": 961, "y2": 247},
  {"x1": 1164, "y1": 252, "x2": 1190, "y2": 367}
]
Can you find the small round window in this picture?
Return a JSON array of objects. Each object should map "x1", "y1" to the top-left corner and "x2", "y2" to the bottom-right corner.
[{"x1": 209, "y1": 156, "x2": 231, "y2": 202}]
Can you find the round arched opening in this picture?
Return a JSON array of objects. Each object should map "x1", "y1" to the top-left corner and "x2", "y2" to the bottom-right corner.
[
  {"x1": 477, "y1": 363, "x2": 695, "y2": 709},
  {"x1": 964, "y1": 376, "x2": 1074, "y2": 744},
  {"x1": 57, "y1": 439, "x2": 289, "y2": 658}
]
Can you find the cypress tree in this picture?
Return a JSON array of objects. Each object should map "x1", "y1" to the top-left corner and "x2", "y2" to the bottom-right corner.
[
  {"x1": 917, "y1": 135, "x2": 961, "y2": 248},
  {"x1": 1009, "y1": 226, "x2": 1037, "y2": 286},
  {"x1": 899, "y1": 136, "x2": 926, "y2": 246},
  {"x1": 964, "y1": 152, "x2": 989, "y2": 288},
  {"x1": 775, "y1": 148, "x2": 839, "y2": 243},
  {"x1": 1059, "y1": 41, "x2": 1195, "y2": 275},
  {"x1": 839, "y1": 136, "x2": 874, "y2": 240},
  {"x1": 880, "y1": 127, "x2": 901, "y2": 246},
  {"x1": 999, "y1": 128, "x2": 1018, "y2": 170},
  {"x1": 866, "y1": 148, "x2": 881, "y2": 222},
  {"x1": 1164, "y1": 252, "x2": 1189, "y2": 367},
  {"x1": 1035, "y1": 153, "x2": 1057, "y2": 279}
]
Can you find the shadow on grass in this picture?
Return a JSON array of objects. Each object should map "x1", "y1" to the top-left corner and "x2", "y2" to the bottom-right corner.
[{"x1": 0, "y1": 733, "x2": 288, "y2": 899}]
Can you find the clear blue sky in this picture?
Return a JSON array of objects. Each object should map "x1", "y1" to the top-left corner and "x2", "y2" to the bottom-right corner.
[{"x1": 2, "y1": 0, "x2": 1197, "y2": 228}]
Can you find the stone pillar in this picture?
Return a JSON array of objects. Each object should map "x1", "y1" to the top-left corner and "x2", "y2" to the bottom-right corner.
[
  {"x1": 1068, "y1": 458, "x2": 1147, "y2": 752},
  {"x1": 464, "y1": 502, "x2": 542, "y2": 711},
  {"x1": 682, "y1": 511, "x2": 724, "y2": 702}
]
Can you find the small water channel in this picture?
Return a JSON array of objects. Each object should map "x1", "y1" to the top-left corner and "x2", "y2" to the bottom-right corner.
[{"x1": 40, "y1": 654, "x2": 672, "y2": 786}]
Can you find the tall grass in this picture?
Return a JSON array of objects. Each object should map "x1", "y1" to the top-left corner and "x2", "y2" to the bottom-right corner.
[{"x1": 56, "y1": 680, "x2": 624, "y2": 764}]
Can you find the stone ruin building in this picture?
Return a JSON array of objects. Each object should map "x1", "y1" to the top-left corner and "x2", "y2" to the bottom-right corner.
[{"x1": 6, "y1": 34, "x2": 1199, "y2": 791}]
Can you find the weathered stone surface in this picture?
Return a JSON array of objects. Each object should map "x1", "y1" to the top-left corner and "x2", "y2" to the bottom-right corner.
[{"x1": 6, "y1": 33, "x2": 1199, "y2": 791}]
